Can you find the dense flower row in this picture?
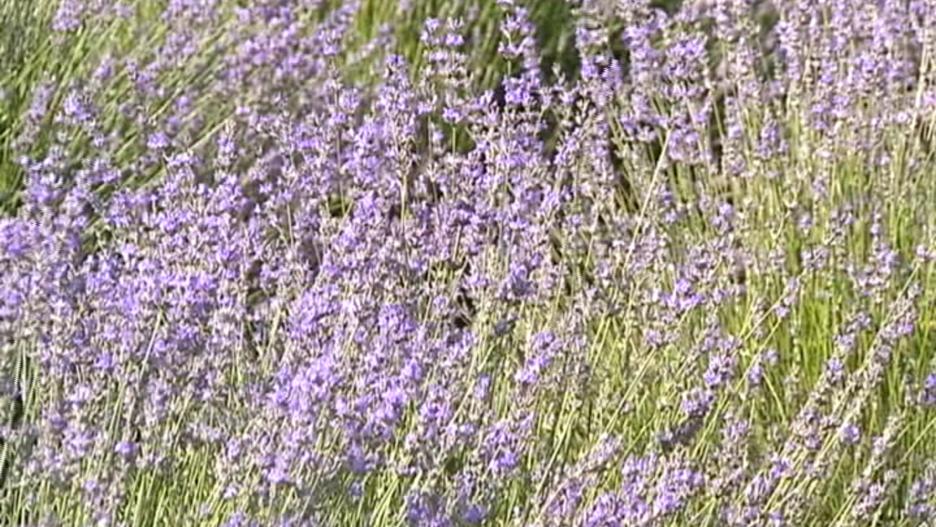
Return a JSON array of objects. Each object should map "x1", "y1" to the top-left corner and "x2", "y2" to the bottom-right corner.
[{"x1": 1, "y1": 0, "x2": 936, "y2": 525}]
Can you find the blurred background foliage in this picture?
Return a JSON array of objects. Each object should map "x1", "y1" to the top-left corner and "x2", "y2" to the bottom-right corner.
[
  {"x1": 356, "y1": 0, "x2": 687, "y2": 88},
  {"x1": 0, "y1": 0, "x2": 690, "y2": 211}
]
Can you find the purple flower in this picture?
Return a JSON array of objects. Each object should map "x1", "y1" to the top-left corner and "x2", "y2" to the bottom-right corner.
[
  {"x1": 1, "y1": 1, "x2": 932, "y2": 524},
  {"x1": 681, "y1": 388, "x2": 715, "y2": 419},
  {"x1": 461, "y1": 504, "x2": 487, "y2": 525},
  {"x1": 920, "y1": 373, "x2": 936, "y2": 407},
  {"x1": 839, "y1": 423, "x2": 861, "y2": 446},
  {"x1": 704, "y1": 352, "x2": 737, "y2": 388}
]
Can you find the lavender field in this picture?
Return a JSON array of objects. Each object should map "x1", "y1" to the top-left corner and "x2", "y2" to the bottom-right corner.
[{"x1": 0, "y1": 0, "x2": 935, "y2": 525}]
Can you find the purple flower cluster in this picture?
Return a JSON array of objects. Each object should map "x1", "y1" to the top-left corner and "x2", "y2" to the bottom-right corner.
[{"x1": 1, "y1": 0, "x2": 935, "y2": 525}]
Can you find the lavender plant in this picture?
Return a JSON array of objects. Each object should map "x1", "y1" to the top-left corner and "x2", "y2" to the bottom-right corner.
[{"x1": 1, "y1": 0, "x2": 935, "y2": 526}]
